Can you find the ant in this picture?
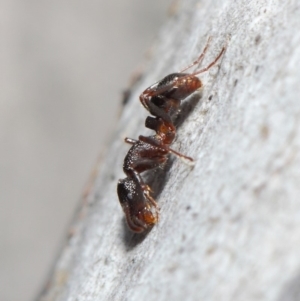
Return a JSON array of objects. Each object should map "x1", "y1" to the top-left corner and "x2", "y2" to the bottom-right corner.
[{"x1": 117, "y1": 37, "x2": 225, "y2": 233}]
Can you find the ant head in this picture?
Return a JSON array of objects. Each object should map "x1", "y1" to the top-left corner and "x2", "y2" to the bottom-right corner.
[{"x1": 117, "y1": 179, "x2": 158, "y2": 233}]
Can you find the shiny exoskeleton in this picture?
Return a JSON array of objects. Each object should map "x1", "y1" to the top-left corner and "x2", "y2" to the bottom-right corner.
[{"x1": 118, "y1": 38, "x2": 225, "y2": 233}]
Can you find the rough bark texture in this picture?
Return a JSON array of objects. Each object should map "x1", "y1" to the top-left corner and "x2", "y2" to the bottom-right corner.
[{"x1": 39, "y1": 1, "x2": 300, "y2": 300}]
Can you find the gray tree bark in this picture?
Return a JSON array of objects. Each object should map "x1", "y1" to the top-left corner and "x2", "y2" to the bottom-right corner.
[{"x1": 39, "y1": 1, "x2": 300, "y2": 300}]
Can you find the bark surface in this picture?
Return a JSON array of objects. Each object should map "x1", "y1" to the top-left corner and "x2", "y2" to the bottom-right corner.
[{"x1": 40, "y1": 1, "x2": 300, "y2": 300}]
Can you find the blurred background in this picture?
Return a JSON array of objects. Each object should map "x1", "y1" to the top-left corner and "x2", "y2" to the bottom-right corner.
[{"x1": 1, "y1": 1, "x2": 173, "y2": 300}]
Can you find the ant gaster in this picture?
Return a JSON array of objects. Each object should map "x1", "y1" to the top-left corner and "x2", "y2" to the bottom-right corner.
[{"x1": 118, "y1": 37, "x2": 225, "y2": 233}]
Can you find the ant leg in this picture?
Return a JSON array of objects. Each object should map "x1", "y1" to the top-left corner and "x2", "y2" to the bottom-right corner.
[
  {"x1": 168, "y1": 146, "x2": 194, "y2": 162},
  {"x1": 125, "y1": 137, "x2": 138, "y2": 145},
  {"x1": 191, "y1": 45, "x2": 226, "y2": 77},
  {"x1": 138, "y1": 135, "x2": 194, "y2": 163},
  {"x1": 142, "y1": 185, "x2": 159, "y2": 208},
  {"x1": 179, "y1": 36, "x2": 212, "y2": 73},
  {"x1": 142, "y1": 97, "x2": 173, "y2": 124},
  {"x1": 131, "y1": 156, "x2": 168, "y2": 174}
]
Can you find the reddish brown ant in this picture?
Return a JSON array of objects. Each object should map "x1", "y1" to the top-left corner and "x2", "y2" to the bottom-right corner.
[{"x1": 118, "y1": 37, "x2": 225, "y2": 233}]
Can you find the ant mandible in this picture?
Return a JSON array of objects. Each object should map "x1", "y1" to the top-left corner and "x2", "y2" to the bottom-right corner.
[{"x1": 117, "y1": 37, "x2": 225, "y2": 233}]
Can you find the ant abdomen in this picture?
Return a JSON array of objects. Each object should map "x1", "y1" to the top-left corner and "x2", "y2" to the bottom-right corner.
[{"x1": 117, "y1": 178, "x2": 158, "y2": 233}]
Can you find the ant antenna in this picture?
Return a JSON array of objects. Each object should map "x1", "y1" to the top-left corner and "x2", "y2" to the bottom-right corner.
[
  {"x1": 191, "y1": 45, "x2": 226, "y2": 77},
  {"x1": 179, "y1": 36, "x2": 212, "y2": 73}
]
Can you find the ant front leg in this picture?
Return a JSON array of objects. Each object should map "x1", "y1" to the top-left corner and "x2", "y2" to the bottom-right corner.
[{"x1": 140, "y1": 94, "x2": 173, "y2": 124}]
